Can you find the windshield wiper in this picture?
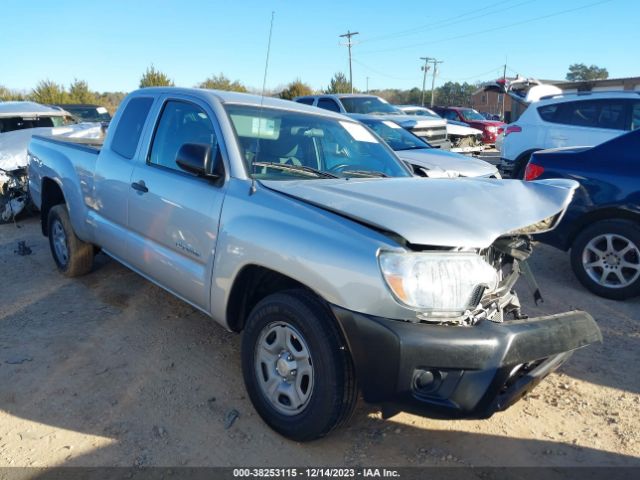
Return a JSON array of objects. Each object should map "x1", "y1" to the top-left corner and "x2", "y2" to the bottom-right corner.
[
  {"x1": 395, "y1": 146, "x2": 430, "y2": 151},
  {"x1": 342, "y1": 169, "x2": 388, "y2": 178},
  {"x1": 252, "y1": 162, "x2": 338, "y2": 179}
]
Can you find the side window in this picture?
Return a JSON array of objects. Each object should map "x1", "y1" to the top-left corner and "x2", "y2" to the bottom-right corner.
[
  {"x1": 443, "y1": 111, "x2": 458, "y2": 121},
  {"x1": 317, "y1": 98, "x2": 341, "y2": 112},
  {"x1": 554, "y1": 100, "x2": 626, "y2": 130},
  {"x1": 538, "y1": 104, "x2": 559, "y2": 122},
  {"x1": 111, "y1": 97, "x2": 153, "y2": 159},
  {"x1": 149, "y1": 100, "x2": 216, "y2": 172},
  {"x1": 295, "y1": 97, "x2": 315, "y2": 105},
  {"x1": 632, "y1": 102, "x2": 640, "y2": 130}
]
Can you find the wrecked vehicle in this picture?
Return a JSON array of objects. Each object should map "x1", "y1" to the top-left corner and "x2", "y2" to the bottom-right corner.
[
  {"x1": 0, "y1": 101, "x2": 102, "y2": 222},
  {"x1": 396, "y1": 105, "x2": 484, "y2": 154},
  {"x1": 352, "y1": 114, "x2": 497, "y2": 178},
  {"x1": 28, "y1": 88, "x2": 601, "y2": 441}
]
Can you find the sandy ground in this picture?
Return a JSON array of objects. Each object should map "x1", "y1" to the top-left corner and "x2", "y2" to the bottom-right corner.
[{"x1": 0, "y1": 217, "x2": 638, "y2": 468}]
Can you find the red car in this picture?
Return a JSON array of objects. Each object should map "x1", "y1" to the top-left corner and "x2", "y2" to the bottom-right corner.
[{"x1": 433, "y1": 106, "x2": 505, "y2": 145}]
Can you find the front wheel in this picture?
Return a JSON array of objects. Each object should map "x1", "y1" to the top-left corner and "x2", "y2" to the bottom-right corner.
[
  {"x1": 570, "y1": 220, "x2": 640, "y2": 300},
  {"x1": 241, "y1": 290, "x2": 357, "y2": 441}
]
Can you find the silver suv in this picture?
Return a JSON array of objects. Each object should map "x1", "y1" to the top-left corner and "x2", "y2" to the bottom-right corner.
[{"x1": 294, "y1": 94, "x2": 450, "y2": 149}]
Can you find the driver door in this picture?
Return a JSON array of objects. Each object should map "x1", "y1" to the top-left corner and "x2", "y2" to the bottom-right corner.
[{"x1": 127, "y1": 96, "x2": 226, "y2": 311}]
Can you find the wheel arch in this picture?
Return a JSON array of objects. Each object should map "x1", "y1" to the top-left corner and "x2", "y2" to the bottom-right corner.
[
  {"x1": 40, "y1": 177, "x2": 65, "y2": 236},
  {"x1": 226, "y1": 265, "x2": 319, "y2": 333},
  {"x1": 567, "y1": 208, "x2": 640, "y2": 251}
]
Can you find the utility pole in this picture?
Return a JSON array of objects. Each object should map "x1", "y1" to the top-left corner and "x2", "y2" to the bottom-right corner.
[
  {"x1": 420, "y1": 57, "x2": 432, "y2": 107},
  {"x1": 429, "y1": 59, "x2": 443, "y2": 108},
  {"x1": 339, "y1": 30, "x2": 359, "y2": 93},
  {"x1": 500, "y1": 62, "x2": 507, "y2": 120},
  {"x1": 366, "y1": 76, "x2": 369, "y2": 93}
]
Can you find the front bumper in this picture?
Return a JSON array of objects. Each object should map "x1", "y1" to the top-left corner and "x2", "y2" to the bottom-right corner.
[{"x1": 332, "y1": 306, "x2": 601, "y2": 419}]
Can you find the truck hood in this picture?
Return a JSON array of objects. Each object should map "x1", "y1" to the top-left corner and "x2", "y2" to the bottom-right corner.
[
  {"x1": 364, "y1": 114, "x2": 447, "y2": 129},
  {"x1": 396, "y1": 148, "x2": 497, "y2": 178},
  {"x1": 445, "y1": 122, "x2": 483, "y2": 136},
  {"x1": 261, "y1": 177, "x2": 578, "y2": 248}
]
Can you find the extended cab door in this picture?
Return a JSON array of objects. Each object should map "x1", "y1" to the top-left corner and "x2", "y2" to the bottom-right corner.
[
  {"x1": 126, "y1": 95, "x2": 227, "y2": 311},
  {"x1": 93, "y1": 96, "x2": 155, "y2": 260}
]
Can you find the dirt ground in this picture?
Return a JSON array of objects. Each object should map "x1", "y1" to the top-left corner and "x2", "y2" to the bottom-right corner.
[{"x1": 0, "y1": 217, "x2": 638, "y2": 468}]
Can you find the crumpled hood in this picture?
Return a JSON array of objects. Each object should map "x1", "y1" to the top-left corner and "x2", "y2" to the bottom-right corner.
[
  {"x1": 261, "y1": 177, "x2": 578, "y2": 248},
  {"x1": 397, "y1": 148, "x2": 497, "y2": 178},
  {"x1": 370, "y1": 114, "x2": 447, "y2": 129}
]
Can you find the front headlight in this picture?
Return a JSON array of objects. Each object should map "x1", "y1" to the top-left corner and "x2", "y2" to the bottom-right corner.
[
  {"x1": 486, "y1": 126, "x2": 498, "y2": 133},
  {"x1": 379, "y1": 251, "x2": 498, "y2": 316}
]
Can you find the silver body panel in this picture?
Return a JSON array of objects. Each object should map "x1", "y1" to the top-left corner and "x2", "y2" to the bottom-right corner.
[{"x1": 28, "y1": 87, "x2": 578, "y2": 326}]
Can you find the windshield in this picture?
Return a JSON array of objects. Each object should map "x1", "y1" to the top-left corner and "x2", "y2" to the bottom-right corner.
[
  {"x1": 225, "y1": 105, "x2": 411, "y2": 180},
  {"x1": 339, "y1": 97, "x2": 399, "y2": 114},
  {"x1": 0, "y1": 115, "x2": 74, "y2": 133},
  {"x1": 460, "y1": 109, "x2": 486, "y2": 122},
  {"x1": 360, "y1": 119, "x2": 430, "y2": 151}
]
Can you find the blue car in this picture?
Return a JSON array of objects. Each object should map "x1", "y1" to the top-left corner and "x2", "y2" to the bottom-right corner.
[{"x1": 525, "y1": 129, "x2": 640, "y2": 299}]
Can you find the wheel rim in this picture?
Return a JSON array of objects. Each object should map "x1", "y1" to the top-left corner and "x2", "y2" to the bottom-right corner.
[
  {"x1": 582, "y1": 233, "x2": 640, "y2": 289},
  {"x1": 254, "y1": 321, "x2": 314, "y2": 416},
  {"x1": 51, "y1": 219, "x2": 69, "y2": 266}
]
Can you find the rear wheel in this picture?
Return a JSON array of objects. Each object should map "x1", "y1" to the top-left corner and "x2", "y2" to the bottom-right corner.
[
  {"x1": 570, "y1": 220, "x2": 640, "y2": 299},
  {"x1": 241, "y1": 289, "x2": 357, "y2": 441},
  {"x1": 47, "y1": 205, "x2": 94, "y2": 277}
]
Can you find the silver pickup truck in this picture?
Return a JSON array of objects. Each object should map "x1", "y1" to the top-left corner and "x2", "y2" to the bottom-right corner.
[{"x1": 28, "y1": 87, "x2": 601, "y2": 441}]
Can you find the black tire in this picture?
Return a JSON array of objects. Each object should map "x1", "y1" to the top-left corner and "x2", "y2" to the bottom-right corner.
[
  {"x1": 241, "y1": 289, "x2": 357, "y2": 441},
  {"x1": 47, "y1": 204, "x2": 94, "y2": 277},
  {"x1": 514, "y1": 153, "x2": 532, "y2": 179},
  {"x1": 570, "y1": 219, "x2": 640, "y2": 300}
]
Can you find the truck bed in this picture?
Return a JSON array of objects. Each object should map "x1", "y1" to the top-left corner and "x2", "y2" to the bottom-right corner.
[{"x1": 32, "y1": 134, "x2": 103, "y2": 152}]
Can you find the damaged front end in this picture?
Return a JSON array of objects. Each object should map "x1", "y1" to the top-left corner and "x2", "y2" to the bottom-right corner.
[{"x1": 0, "y1": 167, "x2": 29, "y2": 224}]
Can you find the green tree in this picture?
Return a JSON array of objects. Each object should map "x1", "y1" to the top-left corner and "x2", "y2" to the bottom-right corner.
[
  {"x1": 139, "y1": 65, "x2": 174, "y2": 88},
  {"x1": 197, "y1": 73, "x2": 247, "y2": 92},
  {"x1": 68, "y1": 79, "x2": 97, "y2": 104},
  {"x1": 434, "y1": 81, "x2": 476, "y2": 107},
  {"x1": 278, "y1": 79, "x2": 313, "y2": 100},
  {"x1": 325, "y1": 72, "x2": 352, "y2": 94},
  {"x1": 566, "y1": 63, "x2": 609, "y2": 82},
  {"x1": 0, "y1": 85, "x2": 26, "y2": 101},
  {"x1": 30, "y1": 80, "x2": 68, "y2": 104}
]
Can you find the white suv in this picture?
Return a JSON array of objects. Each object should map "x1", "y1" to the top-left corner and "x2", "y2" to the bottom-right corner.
[{"x1": 498, "y1": 91, "x2": 640, "y2": 178}]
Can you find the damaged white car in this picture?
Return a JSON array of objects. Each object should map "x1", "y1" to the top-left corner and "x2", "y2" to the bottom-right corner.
[
  {"x1": 0, "y1": 101, "x2": 103, "y2": 223},
  {"x1": 396, "y1": 105, "x2": 484, "y2": 154}
]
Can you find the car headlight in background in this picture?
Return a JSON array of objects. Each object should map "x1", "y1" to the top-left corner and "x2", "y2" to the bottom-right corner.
[
  {"x1": 379, "y1": 251, "x2": 498, "y2": 316},
  {"x1": 486, "y1": 126, "x2": 498, "y2": 133}
]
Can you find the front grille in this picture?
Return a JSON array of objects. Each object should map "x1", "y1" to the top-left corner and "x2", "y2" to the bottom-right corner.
[{"x1": 411, "y1": 126, "x2": 447, "y2": 142}]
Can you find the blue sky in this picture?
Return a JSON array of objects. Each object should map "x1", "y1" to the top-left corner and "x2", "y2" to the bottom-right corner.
[{"x1": 2, "y1": 0, "x2": 638, "y2": 93}]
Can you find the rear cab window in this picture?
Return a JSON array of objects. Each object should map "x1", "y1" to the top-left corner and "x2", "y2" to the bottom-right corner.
[
  {"x1": 110, "y1": 97, "x2": 154, "y2": 159},
  {"x1": 317, "y1": 98, "x2": 341, "y2": 112},
  {"x1": 295, "y1": 97, "x2": 315, "y2": 105}
]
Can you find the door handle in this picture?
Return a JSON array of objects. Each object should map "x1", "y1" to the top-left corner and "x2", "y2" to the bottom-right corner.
[{"x1": 131, "y1": 180, "x2": 148, "y2": 193}]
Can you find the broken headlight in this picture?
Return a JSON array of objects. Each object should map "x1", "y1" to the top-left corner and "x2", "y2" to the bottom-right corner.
[
  {"x1": 506, "y1": 213, "x2": 560, "y2": 235},
  {"x1": 379, "y1": 251, "x2": 498, "y2": 316}
]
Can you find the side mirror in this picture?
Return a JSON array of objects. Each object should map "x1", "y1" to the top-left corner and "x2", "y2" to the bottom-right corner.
[{"x1": 176, "y1": 143, "x2": 220, "y2": 178}]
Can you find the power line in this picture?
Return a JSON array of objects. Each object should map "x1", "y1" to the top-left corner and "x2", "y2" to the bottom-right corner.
[
  {"x1": 358, "y1": 0, "x2": 614, "y2": 56},
  {"x1": 351, "y1": 58, "x2": 416, "y2": 82},
  {"x1": 360, "y1": 0, "x2": 530, "y2": 45},
  {"x1": 339, "y1": 30, "x2": 359, "y2": 93}
]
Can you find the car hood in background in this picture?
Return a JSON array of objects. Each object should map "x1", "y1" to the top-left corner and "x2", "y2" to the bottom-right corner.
[
  {"x1": 445, "y1": 122, "x2": 483, "y2": 136},
  {"x1": 352, "y1": 113, "x2": 447, "y2": 129},
  {"x1": 396, "y1": 148, "x2": 497, "y2": 178},
  {"x1": 261, "y1": 177, "x2": 578, "y2": 248}
]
